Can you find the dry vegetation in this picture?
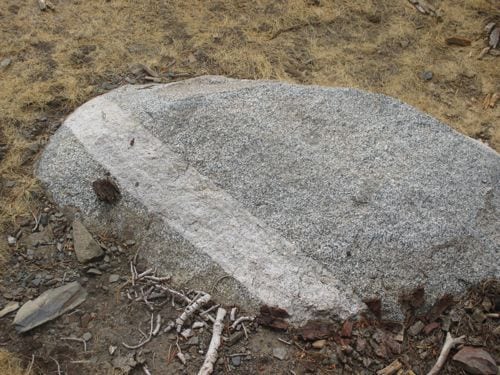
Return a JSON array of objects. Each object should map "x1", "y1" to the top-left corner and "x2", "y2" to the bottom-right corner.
[{"x1": 0, "y1": 1, "x2": 498, "y2": 371}]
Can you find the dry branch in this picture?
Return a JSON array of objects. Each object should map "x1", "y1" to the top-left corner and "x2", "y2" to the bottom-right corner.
[
  {"x1": 427, "y1": 332, "x2": 466, "y2": 375},
  {"x1": 176, "y1": 293, "x2": 211, "y2": 332},
  {"x1": 198, "y1": 308, "x2": 227, "y2": 375}
]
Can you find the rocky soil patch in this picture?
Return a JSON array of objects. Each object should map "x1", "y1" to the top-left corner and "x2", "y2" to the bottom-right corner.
[{"x1": 0, "y1": 196, "x2": 498, "y2": 374}]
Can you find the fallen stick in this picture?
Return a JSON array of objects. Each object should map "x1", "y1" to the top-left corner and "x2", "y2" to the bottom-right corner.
[
  {"x1": 198, "y1": 307, "x2": 227, "y2": 375},
  {"x1": 230, "y1": 316, "x2": 253, "y2": 330},
  {"x1": 427, "y1": 332, "x2": 466, "y2": 375},
  {"x1": 377, "y1": 359, "x2": 402, "y2": 375},
  {"x1": 230, "y1": 307, "x2": 237, "y2": 321},
  {"x1": 122, "y1": 314, "x2": 154, "y2": 349},
  {"x1": 176, "y1": 293, "x2": 211, "y2": 332}
]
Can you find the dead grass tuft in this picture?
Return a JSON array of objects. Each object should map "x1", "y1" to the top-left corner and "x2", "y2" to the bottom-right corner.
[{"x1": 0, "y1": 350, "x2": 26, "y2": 375}]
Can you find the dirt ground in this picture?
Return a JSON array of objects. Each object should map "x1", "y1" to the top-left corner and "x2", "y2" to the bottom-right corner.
[{"x1": 0, "y1": 0, "x2": 499, "y2": 373}]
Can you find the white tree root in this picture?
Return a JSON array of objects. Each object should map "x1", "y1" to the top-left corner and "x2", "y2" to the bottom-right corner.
[
  {"x1": 198, "y1": 307, "x2": 227, "y2": 375},
  {"x1": 176, "y1": 293, "x2": 211, "y2": 332},
  {"x1": 427, "y1": 332, "x2": 466, "y2": 375}
]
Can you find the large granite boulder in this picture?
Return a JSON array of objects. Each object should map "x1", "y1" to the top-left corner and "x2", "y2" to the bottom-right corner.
[{"x1": 37, "y1": 76, "x2": 499, "y2": 321}]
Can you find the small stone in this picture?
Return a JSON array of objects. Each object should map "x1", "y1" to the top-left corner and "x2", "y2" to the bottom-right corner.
[
  {"x1": 104, "y1": 255, "x2": 110, "y2": 263},
  {"x1": 227, "y1": 331, "x2": 245, "y2": 346},
  {"x1": 82, "y1": 332, "x2": 92, "y2": 341},
  {"x1": 4, "y1": 180, "x2": 16, "y2": 188},
  {"x1": 31, "y1": 278, "x2": 42, "y2": 287},
  {"x1": 109, "y1": 345, "x2": 117, "y2": 355},
  {"x1": 0, "y1": 301, "x2": 20, "y2": 318},
  {"x1": 356, "y1": 338, "x2": 367, "y2": 353},
  {"x1": 272, "y1": 346, "x2": 287, "y2": 360},
  {"x1": 124, "y1": 240, "x2": 136, "y2": 246},
  {"x1": 408, "y1": 321, "x2": 425, "y2": 336},
  {"x1": 231, "y1": 356, "x2": 241, "y2": 367},
  {"x1": 362, "y1": 358, "x2": 372, "y2": 368},
  {"x1": 39, "y1": 213, "x2": 49, "y2": 226},
  {"x1": 341, "y1": 320, "x2": 353, "y2": 338},
  {"x1": 481, "y1": 298, "x2": 492, "y2": 312},
  {"x1": 87, "y1": 268, "x2": 102, "y2": 276},
  {"x1": 423, "y1": 322, "x2": 440, "y2": 335},
  {"x1": 73, "y1": 220, "x2": 103, "y2": 263},
  {"x1": 441, "y1": 316, "x2": 451, "y2": 332},
  {"x1": 312, "y1": 339, "x2": 327, "y2": 349},
  {"x1": 492, "y1": 326, "x2": 500, "y2": 337},
  {"x1": 452, "y1": 347, "x2": 497, "y2": 375},
  {"x1": 421, "y1": 71, "x2": 433, "y2": 81},
  {"x1": 471, "y1": 309, "x2": 486, "y2": 323},
  {"x1": 109, "y1": 274, "x2": 120, "y2": 283},
  {"x1": 0, "y1": 58, "x2": 12, "y2": 69},
  {"x1": 7, "y1": 236, "x2": 16, "y2": 245},
  {"x1": 186, "y1": 336, "x2": 199, "y2": 346},
  {"x1": 180, "y1": 328, "x2": 193, "y2": 339}
]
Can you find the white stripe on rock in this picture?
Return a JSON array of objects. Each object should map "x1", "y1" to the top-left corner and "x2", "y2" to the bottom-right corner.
[{"x1": 67, "y1": 98, "x2": 363, "y2": 320}]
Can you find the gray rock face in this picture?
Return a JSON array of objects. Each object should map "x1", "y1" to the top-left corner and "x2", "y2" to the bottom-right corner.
[
  {"x1": 37, "y1": 76, "x2": 499, "y2": 321},
  {"x1": 72, "y1": 219, "x2": 103, "y2": 263},
  {"x1": 13, "y1": 282, "x2": 87, "y2": 332}
]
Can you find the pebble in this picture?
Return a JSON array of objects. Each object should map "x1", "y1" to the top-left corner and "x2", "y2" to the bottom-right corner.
[
  {"x1": 231, "y1": 356, "x2": 241, "y2": 367},
  {"x1": 0, "y1": 58, "x2": 11, "y2": 69},
  {"x1": 7, "y1": 236, "x2": 16, "y2": 245},
  {"x1": 421, "y1": 71, "x2": 433, "y2": 81},
  {"x1": 272, "y1": 347, "x2": 287, "y2": 360},
  {"x1": 471, "y1": 309, "x2": 486, "y2": 323},
  {"x1": 312, "y1": 339, "x2": 327, "y2": 349},
  {"x1": 104, "y1": 255, "x2": 110, "y2": 263},
  {"x1": 39, "y1": 213, "x2": 49, "y2": 226},
  {"x1": 108, "y1": 274, "x2": 120, "y2": 283},
  {"x1": 87, "y1": 268, "x2": 102, "y2": 276},
  {"x1": 124, "y1": 240, "x2": 136, "y2": 246},
  {"x1": 82, "y1": 332, "x2": 92, "y2": 341},
  {"x1": 186, "y1": 336, "x2": 199, "y2": 346},
  {"x1": 408, "y1": 320, "x2": 425, "y2": 336},
  {"x1": 109, "y1": 345, "x2": 117, "y2": 355}
]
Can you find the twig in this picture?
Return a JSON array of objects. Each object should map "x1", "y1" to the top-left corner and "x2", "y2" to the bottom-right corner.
[
  {"x1": 198, "y1": 307, "x2": 227, "y2": 375},
  {"x1": 427, "y1": 332, "x2": 466, "y2": 375},
  {"x1": 377, "y1": 359, "x2": 402, "y2": 375},
  {"x1": 278, "y1": 338, "x2": 292, "y2": 345},
  {"x1": 61, "y1": 336, "x2": 87, "y2": 352},
  {"x1": 241, "y1": 323, "x2": 248, "y2": 339},
  {"x1": 26, "y1": 354, "x2": 35, "y2": 374},
  {"x1": 50, "y1": 357, "x2": 62, "y2": 375},
  {"x1": 122, "y1": 313, "x2": 154, "y2": 349},
  {"x1": 200, "y1": 304, "x2": 220, "y2": 316},
  {"x1": 176, "y1": 293, "x2": 211, "y2": 332},
  {"x1": 143, "y1": 364, "x2": 152, "y2": 375},
  {"x1": 230, "y1": 307, "x2": 237, "y2": 321},
  {"x1": 152, "y1": 314, "x2": 162, "y2": 336},
  {"x1": 230, "y1": 316, "x2": 253, "y2": 330},
  {"x1": 211, "y1": 275, "x2": 234, "y2": 292}
]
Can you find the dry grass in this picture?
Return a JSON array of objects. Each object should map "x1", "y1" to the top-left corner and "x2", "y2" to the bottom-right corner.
[
  {"x1": 0, "y1": 350, "x2": 27, "y2": 375},
  {"x1": 0, "y1": 2, "x2": 498, "y2": 366}
]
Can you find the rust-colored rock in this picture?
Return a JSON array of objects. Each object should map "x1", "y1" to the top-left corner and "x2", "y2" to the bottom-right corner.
[
  {"x1": 452, "y1": 347, "x2": 497, "y2": 375},
  {"x1": 92, "y1": 178, "x2": 121, "y2": 203},
  {"x1": 297, "y1": 320, "x2": 336, "y2": 341},
  {"x1": 341, "y1": 320, "x2": 353, "y2": 338}
]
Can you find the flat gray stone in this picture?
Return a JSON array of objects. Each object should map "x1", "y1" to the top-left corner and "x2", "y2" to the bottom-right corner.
[
  {"x1": 37, "y1": 76, "x2": 499, "y2": 321},
  {"x1": 13, "y1": 282, "x2": 87, "y2": 332},
  {"x1": 72, "y1": 219, "x2": 103, "y2": 263}
]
